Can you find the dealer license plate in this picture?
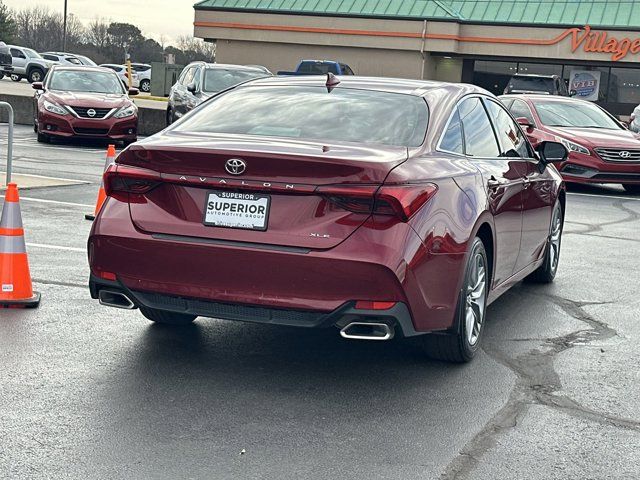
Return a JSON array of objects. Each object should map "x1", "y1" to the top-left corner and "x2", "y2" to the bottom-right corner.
[{"x1": 203, "y1": 190, "x2": 270, "y2": 231}]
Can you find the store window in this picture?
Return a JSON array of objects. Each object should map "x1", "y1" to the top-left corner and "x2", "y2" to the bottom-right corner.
[
  {"x1": 608, "y1": 67, "x2": 640, "y2": 104},
  {"x1": 473, "y1": 61, "x2": 518, "y2": 96}
]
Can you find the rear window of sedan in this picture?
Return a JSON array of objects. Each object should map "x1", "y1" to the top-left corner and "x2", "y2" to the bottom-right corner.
[{"x1": 172, "y1": 86, "x2": 429, "y2": 147}]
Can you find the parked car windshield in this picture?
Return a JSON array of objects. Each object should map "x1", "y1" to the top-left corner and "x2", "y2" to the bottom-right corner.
[
  {"x1": 203, "y1": 68, "x2": 268, "y2": 93},
  {"x1": 48, "y1": 70, "x2": 124, "y2": 94},
  {"x1": 533, "y1": 100, "x2": 622, "y2": 129},
  {"x1": 173, "y1": 86, "x2": 428, "y2": 147},
  {"x1": 507, "y1": 77, "x2": 554, "y2": 93}
]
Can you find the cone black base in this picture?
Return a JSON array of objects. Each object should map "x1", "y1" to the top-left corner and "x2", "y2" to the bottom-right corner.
[
  {"x1": 84, "y1": 214, "x2": 95, "y2": 221},
  {"x1": 0, "y1": 292, "x2": 41, "y2": 309}
]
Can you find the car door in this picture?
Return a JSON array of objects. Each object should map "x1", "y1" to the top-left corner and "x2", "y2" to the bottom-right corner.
[
  {"x1": 457, "y1": 96, "x2": 526, "y2": 286},
  {"x1": 484, "y1": 99, "x2": 553, "y2": 273},
  {"x1": 10, "y1": 48, "x2": 27, "y2": 74}
]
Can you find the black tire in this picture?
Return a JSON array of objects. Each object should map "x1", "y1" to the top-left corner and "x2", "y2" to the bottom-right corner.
[
  {"x1": 140, "y1": 79, "x2": 150, "y2": 92},
  {"x1": 0, "y1": 73, "x2": 3, "y2": 80},
  {"x1": 139, "y1": 306, "x2": 197, "y2": 325},
  {"x1": 10, "y1": 74, "x2": 21, "y2": 82},
  {"x1": 37, "y1": 131, "x2": 49, "y2": 143},
  {"x1": 28, "y1": 68, "x2": 44, "y2": 83},
  {"x1": 526, "y1": 200, "x2": 563, "y2": 284},
  {"x1": 623, "y1": 184, "x2": 640, "y2": 195},
  {"x1": 421, "y1": 237, "x2": 489, "y2": 363},
  {"x1": 166, "y1": 107, "x2": 173, "y2": 126}
]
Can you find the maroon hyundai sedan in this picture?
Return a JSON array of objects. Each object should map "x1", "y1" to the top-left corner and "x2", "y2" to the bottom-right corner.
[
  {"x1": 88, "y1": 76, "x2": 567, "y2": 362},
  {"x1": 33, "y1": 65, "x2": 138, "y2": 145},
  {"x1": 501, "y1": 94, "x2": 640, "y2": 194}
]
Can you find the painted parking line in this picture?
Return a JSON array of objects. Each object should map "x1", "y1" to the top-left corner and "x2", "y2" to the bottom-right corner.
[
  {"x1": 26, "y1": 242, "x2": 86, "y2": 253},
  {"x1": 567, "y1": 192, "x2": 640, "y2": 202},
  {"x1": 20, "y1": 197, "x2": 94, "y2": 208}
]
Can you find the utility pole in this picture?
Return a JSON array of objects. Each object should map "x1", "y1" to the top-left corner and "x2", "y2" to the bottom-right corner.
[{"x1": 62, "y1": 0, "x2": 68, "y2": 51}]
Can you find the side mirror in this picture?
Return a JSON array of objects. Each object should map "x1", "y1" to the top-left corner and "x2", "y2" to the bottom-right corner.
[
  {"x1": 32, "y1": 82, "x2": 44, "y2": 91},
  {"x1": 569, "y1": 89, "x2": 577, "y2": 97},
  {"x1": 536, "y1": 141, "x2": 568, "y2": 164},
  {"x1": 516, "y1": 117, "x2": 533, "y2": 129},
  {"x1": 128, "y1": 88, "x2": 139, "y2": 96},
  {"x1": 187, "y1": 82, "x2": 198, "y2": 94}
]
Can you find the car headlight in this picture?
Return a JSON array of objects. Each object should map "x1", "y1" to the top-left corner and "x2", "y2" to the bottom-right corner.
[
  {"x1": 557, "y1": 137, "x2": 590, "y2": 156},
  {"x1": 43, "y1": 99, "x2": 68, "y2": 116},
  {"x1": 114, "y1": 104, "x2": 137, "y2": 119}
]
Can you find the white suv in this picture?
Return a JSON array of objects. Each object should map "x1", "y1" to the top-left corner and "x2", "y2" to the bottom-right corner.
[
  {"x1": 100, "y1": 63, "x2": 139, "y2": 88},
  {"x1": 131, "y1": 63, "x2": 151, "y2": 93}
]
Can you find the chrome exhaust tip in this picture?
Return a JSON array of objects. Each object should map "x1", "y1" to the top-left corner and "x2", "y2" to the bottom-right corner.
[
  {"x1": 98, "y1": 289, "x2": 136, "y2": 310},
  {"x1": 340, "y1": 322, "x2": 394, "y2": 341}
]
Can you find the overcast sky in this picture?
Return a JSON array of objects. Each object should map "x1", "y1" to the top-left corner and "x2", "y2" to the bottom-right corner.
[{"x1": 4, "y1": 0, "x2": 195, "y2": 42}]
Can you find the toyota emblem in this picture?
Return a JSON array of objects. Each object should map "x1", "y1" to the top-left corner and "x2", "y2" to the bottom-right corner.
[
  {"x1": 87, "y1": 108, "x2": 96, "y2": 118},
  {"x1": 225, "y1": 158, "x2": 247, "y2": 175},
  {"x1": 619, "y1": 151, "x2": 631, "y2": 159}
]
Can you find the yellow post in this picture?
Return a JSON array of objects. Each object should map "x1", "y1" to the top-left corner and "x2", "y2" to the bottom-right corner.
[{"x1": 126, "y1": 59, "x2": 133, "y2": 89}]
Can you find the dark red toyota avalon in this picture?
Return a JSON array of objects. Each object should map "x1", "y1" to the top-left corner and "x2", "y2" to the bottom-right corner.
[
  {"x1": 501, "y1": 94, "x2": 640, "y2": 194},
  {"x1": 88, "y1": 76, "x2": 567, "y2": 362}
]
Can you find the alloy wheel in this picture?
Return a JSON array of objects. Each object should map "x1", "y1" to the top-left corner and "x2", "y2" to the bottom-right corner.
[
  {"x1": 549, "y1": 205, "x2": 562, "y2": 273},
  {"x1": 465, "y1": 249, "x2": 487, "y2": 346}
]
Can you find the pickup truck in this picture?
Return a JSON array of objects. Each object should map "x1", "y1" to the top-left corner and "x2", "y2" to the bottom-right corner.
[{"x1": 277, "y1": 60, "x2": 355, "y2": 76}]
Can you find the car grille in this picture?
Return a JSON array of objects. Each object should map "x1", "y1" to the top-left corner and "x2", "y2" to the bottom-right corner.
[
  {"x1": 595, "y1": 148, "x2": 640, "y2": 163},
  {"x1": 68, "y1": 106, "x2": 113, "y2": 119},
  {"x1": 73, "y1": 127, "x2": 109, "y2": 135}
]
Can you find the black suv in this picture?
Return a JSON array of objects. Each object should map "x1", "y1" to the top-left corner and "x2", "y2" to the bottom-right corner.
[{"x1": 503, "y1": 74, "x2": 570, "y2": 96}]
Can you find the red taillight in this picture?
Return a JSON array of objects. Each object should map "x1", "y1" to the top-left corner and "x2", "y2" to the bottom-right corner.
[
  {"x1": 354, "y1": 301, "x2": 397, "y2": 310},
  {"x1": 103, "y1": 164, "x2": 161, "y2": 198},
  {"x1": 124, "y1": 72, "x2": 129, "y2": 78},
  {"x1": 317, "y1": 183, "x2": 437, "y2": 221}
]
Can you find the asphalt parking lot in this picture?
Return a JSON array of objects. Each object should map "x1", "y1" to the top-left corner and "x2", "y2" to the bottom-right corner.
[{"x1": 1, "y1": 125, "x2": 639, "y2": 479}]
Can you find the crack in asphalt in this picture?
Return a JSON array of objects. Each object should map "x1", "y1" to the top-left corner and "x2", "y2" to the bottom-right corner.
[
  {"x1": 32, "y1": 279, "x2": 87, "y2": 289},
  {"x1": 440, "y1": 294, "x2": 639, "y2": 480},
  {"x1": 564, "y1": 199, "x2": 640, "y2": 236}
]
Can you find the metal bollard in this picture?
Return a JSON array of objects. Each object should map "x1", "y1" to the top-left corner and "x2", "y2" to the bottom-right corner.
[{"x1": 0, "y1": 101, "x2": 14, "y2": 185}]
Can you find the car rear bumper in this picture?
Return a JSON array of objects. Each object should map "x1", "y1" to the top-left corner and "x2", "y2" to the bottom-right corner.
[
  {"x1": 88, "y1": 198, "x2": 467, "y2": 333},
  {"x1": 89, "y1": 273, "x2": 420, "y2": 336},
  {"x1": 38, "y1": 111, "x2": 137, "y2": 141}
]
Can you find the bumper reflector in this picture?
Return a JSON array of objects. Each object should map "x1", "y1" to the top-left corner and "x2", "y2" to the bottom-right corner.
[{"x1": 354, "y1": 301, "x2": 397, "y2": 310}]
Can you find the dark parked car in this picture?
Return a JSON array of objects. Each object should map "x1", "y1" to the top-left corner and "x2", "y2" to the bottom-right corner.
[
  {"x1": 277, "y1": 60, "x2": 355, "y2": 76},
  {"x1": 89, "y1": 76, "x2": 567, "y2": 363},
  {"x1": 501, "y1": 94, "x2": 640, "y2": 194},
  {"x1": 0, "y1": 41, "x2": 12, "y2": 77},
  {"x1": 504, "y1": 74, "x2": 570, "y2": 96},
  {"x1": 33, "y1": 65, "x2": 139, "y2": 144},
  {"x1": 166, "y1": 62, "x2": 270, "y2": 125}
]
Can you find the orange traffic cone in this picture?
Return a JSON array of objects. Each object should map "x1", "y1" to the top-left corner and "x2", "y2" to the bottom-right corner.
[
  {"x1": 85, "y1": 144, "x2": 116, "y2": 221},
  {"x1": 0, "y1": 183, "x2": 40, "y2": 308}
]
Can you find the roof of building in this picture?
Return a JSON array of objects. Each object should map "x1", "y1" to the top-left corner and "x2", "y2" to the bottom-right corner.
[{"x1": 194, "y1": 1, "x2": 640, "y2": 29}]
